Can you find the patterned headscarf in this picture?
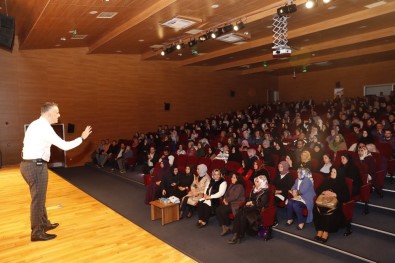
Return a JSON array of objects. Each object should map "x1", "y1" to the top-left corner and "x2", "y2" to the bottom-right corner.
[{"x1": 253, "y1": 175, "x2": 268, "y2": 193}]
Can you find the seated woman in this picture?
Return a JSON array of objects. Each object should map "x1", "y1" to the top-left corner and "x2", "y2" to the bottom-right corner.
[
  {"x1": 286, "y1": 168, "x2": 316, "y2": 230},
  {"x1": 227, "y1": 146, "x2": 242, "y2": 164},
  {"x1": 319, "y1": 153, "x2": 333, "y2": 178},
  {"x1": 339, "y1": 153, "x2": 362, "y2": 196},
  {"x1": 228, "y1": 175, "x2": 269, "y2": 244},
  {"x1": 272, "y1": 161, "x2": 294, "y2": 206},
  {"x1": 196, "y1": 169, "x2": 227, "y2": 228},
  {"x1": 216, "y1": 173, "x2": 245, "y2": 236},
  {"x1": 313, "y1": 167, "x2": 350, "y2": 243},
  {"x1": 161, "y1": 166, "x2": 180, "y2": 197},
  {"x1": 144, "y1": 159, "x2": 171, "y2": 204},
  {"x1": 349, "y1": 128, "x2": 377, "y2": 153},
  {"x1": 174, "y1": 165, "x2": 194, "y2": 201},
  {"x1": 179, "y1": 164, "x2": 211, "y2": 218},
  {"x1": 249, "y1": 159, "x2": 270, "y2": 183},
  {"x1": 328, "y1": 134, "x2": 347, "y2": 157},
  {"x1": 357, "y1": 145, "x2": 381, "y2": 197}
]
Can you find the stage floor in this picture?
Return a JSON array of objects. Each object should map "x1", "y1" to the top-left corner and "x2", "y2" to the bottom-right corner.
[{"x1": 0, "y1": 166, "x2": 195, "y2": 263}]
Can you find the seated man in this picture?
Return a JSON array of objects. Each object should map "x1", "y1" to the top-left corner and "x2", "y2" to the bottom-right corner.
[{"x1": 117, "y1": 145, "x2": 134, "y2": 173}]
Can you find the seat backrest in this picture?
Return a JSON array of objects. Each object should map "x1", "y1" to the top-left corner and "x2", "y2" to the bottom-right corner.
[
  {"x1": 312, "y1": 172, "x2": 324, "y2": 191},
  {"x1": 271, "y1": 153, "x2": 280, "y2": 168},
  {"x1": 289, "y1": 169, "x2": 298, "y2": 181},
  {"x1": 198, "y1": 157, "x2": 212, "y2": 169},
  {"x1": 265, "y1": 165, "x2": 277, "y2": 182},
  {"x1": 175, "y1": 154, "x2": 188, "y2": 167},
  {"x1": 243, "y1": 179, "x2": 253, "y2": 198},
  {"x1": 186, "y1": 155, "x2": 199, "y2": 167},
  {"x1": 225, "y1": 161, "x2": 242, "y2": 173},
  {"x1": 344, "y1": 177, "x2": 353, "y2": 200}
]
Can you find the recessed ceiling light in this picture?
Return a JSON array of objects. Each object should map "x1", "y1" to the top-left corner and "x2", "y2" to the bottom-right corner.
[
  {"x1": 89, "y1": 11, "x2": 98, "y2": 15},
  {"x1": 138, "y1": 39, "x2": 144, "y2": 42},
  {"x1": 178, "y1": 53, "x2": 183, "y2": 56},
  {"x1": 116, "y1": 50, "x2": 122, "y2": 53},
  {"x1": 55, "y1": 44, "x2": 61, "y2": 47},
  {"x1": 266, "y1": 25, "x2": 273, "y2": 29},
  {"x1": 359, "y1": 25, "x2": 367, "y2": 29},
  {"x1": 60, "y1": 37, "x2": 66, "y2": 41},
  {"x1": 211, "y1": 4, "x2": 220, "y2": 9},
  {"x1": 327, "y1": 6, "x2": 336, "y2": 10},
  {"x1": 304, "y1": 38, "x2": 310, "y2": 42}
]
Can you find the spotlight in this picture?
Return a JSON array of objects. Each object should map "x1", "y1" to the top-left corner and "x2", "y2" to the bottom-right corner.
[
  {"x1": 277, "y1": 3, "x2": 297, "y2": 16},
  {"x1": 199, "y1": 33, "x2": 211, "y2": 42},
  {"x1": 233, "y1": 21, "x2": 245, "y2": 31},
  {"x1": 211, "y1": 31, "x2": 218, "y2": 39},
  {"x1": 323, "y1": 0, "x2": 331, "y2": 3},
  {"x1": 160, "y1": 50, "x2": 165, "y2": 56},
  {"x1": 176, "y1": 43, "x2": 184, "y2": 50},
  {"x1": 305, "y1": 0, "x2": 316, "y2": 9},
  {"x1": 302, "y1": 65, "x2": 307, "y2": 73},
  {"x1": 220, "y1": 24, "x2": 233, "y2": 34}
]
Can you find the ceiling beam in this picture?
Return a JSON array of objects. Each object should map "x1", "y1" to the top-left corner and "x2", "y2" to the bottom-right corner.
[
  {"x1": 178, "y1": 1, "x2": 395, "y2": 67},
  {"x1": 87, "y1": 0, "x2": 176, "y2": 54},
  {"x1": 213, "y1": 27, "x2": 395, "y2": 71},
  {"x1": 240, "y1": 42, "x2": 395, "y2": 75}
]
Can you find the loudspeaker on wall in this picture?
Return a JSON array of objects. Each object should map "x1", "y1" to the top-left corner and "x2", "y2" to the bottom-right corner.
[
  {"x1": 164, "y1": 103, "x2": 171, "y2": 111},
  {"x1": 0, "y1": 14, "x2": 15, "y2": 50},
  {"x1": 230, "y1": 90, "x2": 235, "y2": 97}
]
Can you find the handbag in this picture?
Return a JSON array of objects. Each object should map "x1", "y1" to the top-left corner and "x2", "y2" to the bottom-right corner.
[{"x1": 315, "y1": 192, "x2": 338, "y2": 215}]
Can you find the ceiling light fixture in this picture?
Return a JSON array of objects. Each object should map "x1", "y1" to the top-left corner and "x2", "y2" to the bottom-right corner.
[
  {"x1": 233, "y1": 21, "x2": 245, "y2": 31},
  {"x1": 305, "y1": 0, "x2": 316, "y2": 9}
]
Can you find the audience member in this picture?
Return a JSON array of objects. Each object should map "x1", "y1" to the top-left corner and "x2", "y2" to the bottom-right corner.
[
  {"x1": 313, "y1": 167, "x2": 349, "y2": 243},
  {"x1": 216, "y1": 173, "x2": 245, "y2": 236},
  {"x1": 196, "y1": 169, "x2": 227, "y2": 228},
  {"x1": 286, "y1": 168, "x2": 316, "y2": 230},
  {"x1": 179, "y1": 164, "x2": 211, "y2": 218},
  {"x1": 228, "y1": 175, "x2": 269, "y2": 244},
  {"x1": 339, "y1": 153, "x2": 362, "y2": 196}
]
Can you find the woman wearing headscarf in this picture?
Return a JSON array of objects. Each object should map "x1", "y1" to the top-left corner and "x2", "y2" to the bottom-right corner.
[
  {"x1": 286, "y1": 168, "x2": 316, "y2": 230},
  {"x1": 179, "y1": 164, "x2": 211, "y2": 218},
  {"x1": 357, "y1": 145, "x2": 381, "y2": 197},
  {"x1": 144, "y1": 159, "x2": 171, "y2": 204},
  {"x1": 161, "y1": 166, "x2": 180, "y2": 197},
  {"x1": 249, "y1": 159, "x2": 270, "y2": 183},
  {"x1": 329, "y1": 134, "x2": 347, "y2": 156},
  {"x1": 175, "y1": 165, "x2": 195, "y2": 201},
  {"x1": 272, "y1": 161, "x2": 294, "y2": 205},
  {"x1": 339, "y1": 153, "x2": 361, "y2": 196},
  {"x1": 216, "y1": 173, "x2": 245, "y2": 236},
  {"x1": 313, "y1": 167, "x2": 350, "y2": 243},
  {"x1": 319, "y1": 153, "x2": 333, "y2": 178},
  {"x1": 228, "y1": 175, "x2": 269, "y2": 244},
  {"x1": 227, "y1": 145, "x2": 242, "y2": 163},
  {"x1": 348, "y1": 128, "x2": 377, "y2": 153},
  {"x1": 196, "y1": 169, "x2": 227, "y2": 228}
]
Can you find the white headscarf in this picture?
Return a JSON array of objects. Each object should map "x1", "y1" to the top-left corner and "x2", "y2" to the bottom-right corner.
[
  {"x1": 253, "y1": 175, "x2": 268, "y2": 193},
  {"x1": 197, "y1": 164, "x2": 208, "y2": 177}
]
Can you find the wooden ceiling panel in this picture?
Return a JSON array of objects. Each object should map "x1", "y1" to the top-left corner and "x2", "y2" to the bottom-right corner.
[{"x1": 2, "y1": 0, "x2": 395, "y2": 75}]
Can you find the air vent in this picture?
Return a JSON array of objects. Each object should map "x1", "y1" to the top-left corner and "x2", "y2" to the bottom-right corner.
[
  {"x1": 71, "y1": 35, "x2": 88, "y2": 40},
  {"x1": 216, "y1": 33, "x2": 250, "y2": 43},
  {"x1": 96, "y1": 12, "x2": 118, "y2": 19},
  {"x1": 161, "y1": 17, "x2": 199, "y2": 30}
]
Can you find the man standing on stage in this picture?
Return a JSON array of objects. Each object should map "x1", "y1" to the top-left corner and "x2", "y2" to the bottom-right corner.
[{"x1": 20, "y1": 102, "x2": 92, "y2": 242}]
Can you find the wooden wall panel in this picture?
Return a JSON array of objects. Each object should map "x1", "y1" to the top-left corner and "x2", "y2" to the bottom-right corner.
[
  {"x1": 277, "y1": 61, "x2": 395, "y2": 102},
  {"x1": 0, "y1": 40, "x2": 272, "y2": 166}
]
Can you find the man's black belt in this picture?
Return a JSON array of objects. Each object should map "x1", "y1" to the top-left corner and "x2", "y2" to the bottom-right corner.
[{"x1": 22, "y1": 159, "x2": 48, "y2": 163}]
